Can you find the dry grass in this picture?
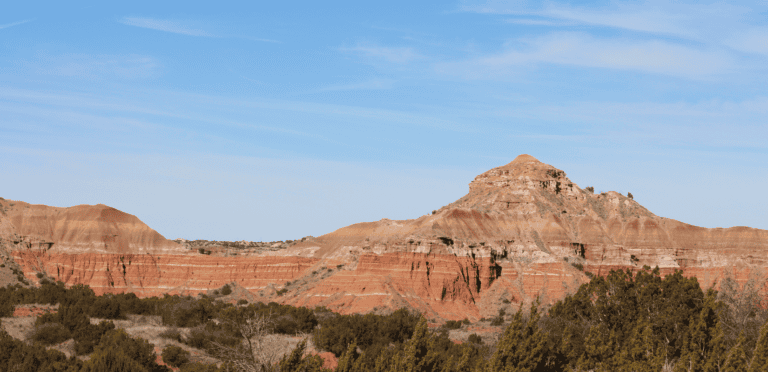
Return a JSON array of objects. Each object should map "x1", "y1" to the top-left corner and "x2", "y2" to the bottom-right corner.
[{"x1": 1, "y1": 316, "x2": 35, "y2": 341}]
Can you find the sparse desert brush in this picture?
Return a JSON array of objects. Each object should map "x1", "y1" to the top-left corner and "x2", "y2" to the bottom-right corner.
[
  {"x1": 468, "y1": 333, "x2": 483, "y2": 344},
  {"x1": 30, "y1": 322, "x2": 71, "y2": 345},
  {"x1": 162, "y1": 345, "x2": 191, "y2": 368},
  {"x1": 159, "y1": 327, "x2": 183, "y2": 342},
  {"x1": 443, "y1": 320, "x2": 463, "y2": 330}
]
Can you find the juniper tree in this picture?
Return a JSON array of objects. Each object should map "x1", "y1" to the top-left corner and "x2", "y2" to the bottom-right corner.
[
  {"x1": 675, "y1": 292, "x2": 721, "y2": 372},
  {"x1": 487, "y1": 302, "x2": 547, "y2": 372},
  {"x1": 749, "y1": 321, "x2": 768, "y2": 372},
  {"x1": 721, "y1": 332, "x2": 748, "y2": 372}
]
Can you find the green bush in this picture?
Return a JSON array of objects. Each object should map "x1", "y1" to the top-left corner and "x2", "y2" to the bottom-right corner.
[
  {"x1": 74, "y1": 320, "x2": 116, "y2": 355},
  {"x1": 221, "y1": 284, "x2": 232, "y2": 296},
  {"x1": 91, "y1": 295, "x2": 124, "y2": 319},
  {"x1": 89, "y1": 329, "x2": 169, "y2": 372},
  {"x1": 0, "y1": 327, "x2": 83, "y2": 371},
  {"x1": 159, "y1": 327, "x2": 183, "y2": 342},
  {"x1": 182, "y1": 322, "x2": 239, "y2": 353},
  {"x1": 183, "y1": 326, "x2": 209, "y2": 349},
  {"x1": 0, "y1": 301, "x2": 12, "y2": 317},
  {"x1": 313, "y1": 308, "x2": 419, "y2": 357},
  {"x1": 31, "y1": 322, "x2": 71, "y2": 345},
  {"x1": 444, "y1": 320, "x2": 463, "y2": 330},
  {"x1": 83, "y1": 347, "x2": 150, "y2": 372},
  {"x1": 468, "y1": 333, "x2": 483, "y2": 344},
  {"x1": 162, "y1": 345, "x2": 191, "y2": 368},
  {"x1": 57, "y1": 303, "x2": 92, "y2": 334}
]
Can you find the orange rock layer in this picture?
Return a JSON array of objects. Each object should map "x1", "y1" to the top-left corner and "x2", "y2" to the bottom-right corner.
[{"x1": 11, "y1": 250, "x2": 318, "y2": 297}]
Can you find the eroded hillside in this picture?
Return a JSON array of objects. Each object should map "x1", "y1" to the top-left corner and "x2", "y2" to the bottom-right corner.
[{"x1": 3, "y1": 155, "x2": 767, "y2": 320}]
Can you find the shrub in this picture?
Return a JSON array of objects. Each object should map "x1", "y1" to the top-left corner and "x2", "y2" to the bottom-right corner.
[
  {"x1": 585, "y1": 186, "x2": 594, "y2": 193},
  {"x1": 0, "y1": 301, "x2": 12, "y2": 317},
  {"x1": 444, "y1": 320, "x2": 463, "y2": 330},
  {"x1": 91, "y1": 295, "x2": 124, "y2": 319},
  {"x1": 83, "y1": 347, "x2": 149, "y2": 372},
  {"x1": 468, "y1": 333, "x2": 483, "y2": 344},
  {"x1": 183, "y1": 326, "x2": 209, "y2": 349},
  {"x1": 627, "y1": 192, "x2": 634, "y2": 199},
  {"x1": 74, "y1": 320, "x2": 116, "y2": 355},
  {"x1": 313, "y1": 308, "x2": 419, "y2": 357},
  {"x1": 237, "y1": 299, "x2": 248, "y2": 305},
  {"x1": 221, "y1": 284, "x2": 232, "y2": 296},
  {"x1": 35, "y1": 272, "x2": 44, "y2": 279},
  {"x1": 159, "y1": 328, "x2": 183, "y2": 343},
  {"x1": 490, "y1": 310, "x2": 505, "y2": 326},
  {"x1": 86, "y1": 329, "x2": 168, "y2": 372},
  {"x1": 162, "y1": 345, "x2": 190, "y2": 368},
  {"x1": 0, "y1": 327, "x2": 83, "y2": 371},
  {"x1": 182, "y1": 323, "x2": 239, "y2": 354},
  {"x1": 31, "y1": 322, "x2": 71, "y2": 345}
]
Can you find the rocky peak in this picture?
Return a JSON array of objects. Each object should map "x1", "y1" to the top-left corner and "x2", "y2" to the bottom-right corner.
[
  {"x1": 469, "y1": 154, "x2": 570, "y2": 192},
  {"x1": 454, "y1": 154, "x2": 580, "y2": 213}
]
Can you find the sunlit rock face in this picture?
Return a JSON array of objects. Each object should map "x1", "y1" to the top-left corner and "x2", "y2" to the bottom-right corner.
[{"x1": 3, "y1": 155, "x2": 767, "y2": 320}]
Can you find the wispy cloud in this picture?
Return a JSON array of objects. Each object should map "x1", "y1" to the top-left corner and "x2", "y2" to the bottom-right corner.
[
  {"x1": 340, "y1": 44, "x2": 423, "y2": 64},
  {"x1": 0, "y1": 19, "x2": 32, "y2": 30},
  {"x1": 34, "y1": 53, "x2": 159, "y2": 80},
  {"x1": 725, "y1": 27, "x2": 768, "y2": 56},
  {"x1": 436, "y1": 32, "x2": 733, "y2": 79},
  {"x1": 242, "y1": 36, "x2": 281, "y2": 44},
  {"x1": 119, "y1": 17, "x2": 212, "y2": 37},
  {"x1": 459, "y1": 1, "x2": 748, "y2": 40},
  {"x1": 319, "y1": 78, "x2": 395, "y2": 92},
  {"x1": 505, "y1": 18, "x2": 574, "y2": 26},
  {"x1": 460, "y1": 0, "x2": 768, "y2": 55}
]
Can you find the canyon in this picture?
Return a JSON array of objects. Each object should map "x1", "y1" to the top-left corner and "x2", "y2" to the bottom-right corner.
[{"x1": 2, "y1": 154, "x2": 766, "y2": 320}]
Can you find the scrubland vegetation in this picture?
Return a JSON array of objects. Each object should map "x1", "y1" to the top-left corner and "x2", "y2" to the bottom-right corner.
[{"x1": 1, "y1": 266, "x2": 767, "y2": 371}]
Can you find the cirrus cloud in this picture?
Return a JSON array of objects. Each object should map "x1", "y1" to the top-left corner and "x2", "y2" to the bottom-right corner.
[
  {"x1": 436, "y1": 32, "x2": 733, "y2": 79},
  {"x1": 119, "y1": 17, "x2": 212, "y2": 37}
]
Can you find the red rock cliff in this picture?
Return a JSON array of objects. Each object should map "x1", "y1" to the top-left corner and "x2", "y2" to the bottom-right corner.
[{"x1": 2, "y1": 155, "x2": 767, "y2": 320}]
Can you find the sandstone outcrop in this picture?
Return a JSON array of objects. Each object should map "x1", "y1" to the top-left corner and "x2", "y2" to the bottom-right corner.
[{"x1": 3, "y1": 155, "x2": 767, "y2": 320}]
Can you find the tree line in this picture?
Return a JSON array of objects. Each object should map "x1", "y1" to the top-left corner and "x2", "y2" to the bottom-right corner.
[{"x1": 1, "y1": 266, "x2": 767, "y2": 371}]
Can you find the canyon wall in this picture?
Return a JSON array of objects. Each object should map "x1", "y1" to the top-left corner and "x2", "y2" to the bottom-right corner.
[{"x1": 2, "y1": 154, "x2": 767, "y2": 320}]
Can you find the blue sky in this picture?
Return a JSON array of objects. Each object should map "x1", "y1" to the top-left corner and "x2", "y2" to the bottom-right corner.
[{"x1": 1, "y1": 1, "x2": 766, "y2": 241}]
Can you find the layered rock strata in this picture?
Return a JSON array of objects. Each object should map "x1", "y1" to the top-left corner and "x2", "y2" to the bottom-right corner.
[{"x1": 3, "y1": 155, "x2": 767, "y2": 320}]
